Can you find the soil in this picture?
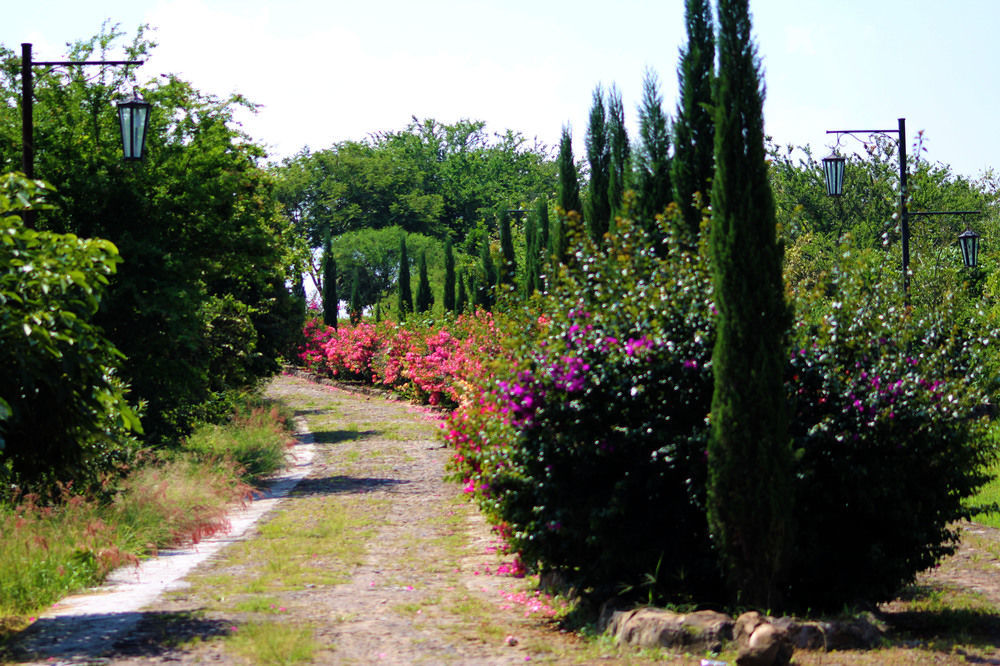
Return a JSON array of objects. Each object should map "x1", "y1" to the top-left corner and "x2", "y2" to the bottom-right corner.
[{"x1": 6, "y1": 371, "x2": 1000, "y2": 665}]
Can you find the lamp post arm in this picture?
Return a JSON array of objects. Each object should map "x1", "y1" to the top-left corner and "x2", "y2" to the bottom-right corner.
[{"x1": 19, "y1": 42, "x2": 144, "y2": 229}]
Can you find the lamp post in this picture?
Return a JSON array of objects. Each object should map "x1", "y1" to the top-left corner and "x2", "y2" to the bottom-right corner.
[
  {"x1": 822, "y1": 117, "x2": 982, "y2": 296},
  {"x1": 20, "y1": 42, "x2": 150, "y2": 228}
]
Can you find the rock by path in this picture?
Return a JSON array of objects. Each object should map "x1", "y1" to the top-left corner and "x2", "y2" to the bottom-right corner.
[{"x1": 5, "y1": 373, "x2": 620, "y2": 665}]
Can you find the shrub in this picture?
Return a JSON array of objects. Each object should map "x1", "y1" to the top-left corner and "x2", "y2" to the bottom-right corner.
[
  {"x1": 782, "y1": 252, "x2": 996, "y2": 609},
  {"x1": 447, "y1": 216, "x2": 721, "y2": 601},
  {"x1": 0, "y1": 174, "x2": 141, "y2": 495}
]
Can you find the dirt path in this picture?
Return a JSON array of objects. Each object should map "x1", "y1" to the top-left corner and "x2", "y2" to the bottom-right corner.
[{"x1": 6, "y1": 373, "x2": 623, "y2": 665}]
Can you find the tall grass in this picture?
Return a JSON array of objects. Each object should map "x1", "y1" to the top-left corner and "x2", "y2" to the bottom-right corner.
[{"x1": 0, "y1": 398, "x2": 295, "y2": 624}]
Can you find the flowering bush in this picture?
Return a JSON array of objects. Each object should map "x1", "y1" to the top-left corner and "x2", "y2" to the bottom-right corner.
[
  {"x1": 782, "y1": 252, "x2": 996, "y2": 609},
  {"x1": 445, "y1": 219, "x2": 995, "y2": 611},
  {"x1": 447, "y1": 218, "x2": 721, "y2": 601},
  {"x1": 297, "y1": 311, "x2": 510, "y2": 408}
]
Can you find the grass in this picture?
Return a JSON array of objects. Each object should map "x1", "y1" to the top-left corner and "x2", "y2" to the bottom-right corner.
[
  {"x1": 0, "y1": 395, "x2": 295, "y2": 633},
  {"x1": 225, "y1": 620, "x2": 319, "y2": 665}
]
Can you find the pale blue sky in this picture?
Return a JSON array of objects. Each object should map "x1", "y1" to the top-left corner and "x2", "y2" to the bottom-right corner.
[{"x1": 6, "y1": 1, "x2": 1000, "y2": 178}]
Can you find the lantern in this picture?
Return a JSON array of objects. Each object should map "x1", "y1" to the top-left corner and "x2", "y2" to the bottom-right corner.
[
  {"x1": 958, "y1": 228, "x2": 981, "y2": 268},
  {"x1": 117, "y1": 93, "x2": 151, "y2": 161},
  {"x1": 822, "y1": 152, "x2": 846, "y2": 197}
]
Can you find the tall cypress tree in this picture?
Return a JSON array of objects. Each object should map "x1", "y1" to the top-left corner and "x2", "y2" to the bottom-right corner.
[
  {"x1": 455, "y1": 268, "x2": 468, "y2": 313},
  {"x1": 349, "y1": 264, "x2": 362, "y2": 323},
  {"x1": 708, "y1": 0, "x2": 793, "y2": 609},
  {"x1": 498, "y1": 211, "x2": 516, "y2": 288},
  {"x1": 557, "y1": 126, "x2": 582, "y2": 216},
  {"x1": 415, "y1": 249, "x2": 433, "y2": 313},
  {"x1": 443, "y1": 238, "x2": 456, "y2": 313},
  {"x1": 479, "y1": 241, "x2": 497, "y2": 310},
  {"x1": 321, "y1": 232, "x2": 338, "y2": 329},
  {"x1": 397, "y1": 234, "x2": 412, "y2": 320},
  {"x1": 635, "y1": 69, "x2": 673, "y2": 230},
  {"x1": 607, "y1": 85, "x2": 631, "y2": 221},
  {"x1": 673, "y1": 0, "x2": 716, "y2": 244},
  {"x1": 535, "y1": 197, "x2": 550, "y2": 292},
  {"x1": 585, "y1": 86, "x2": 611, "y2": 244},
  {"x1": 522, "y1": 207, "x2": 538, "y2": 298}
]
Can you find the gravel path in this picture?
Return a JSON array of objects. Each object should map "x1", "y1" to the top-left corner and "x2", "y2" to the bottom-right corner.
[{"x1": 5, "y1": 372, "x2": 595, "y2": 665}]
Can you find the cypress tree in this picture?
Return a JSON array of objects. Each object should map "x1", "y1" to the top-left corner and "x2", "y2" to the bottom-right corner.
[
  {"x1": 415, "y1": 249, "x2": 434, "y2": 313},
  {"x1": 321, "y1": 232, "x2": 338, "y2": 328},
  {"x1": 479, "y1": 241, "x2": 497, "y2": 310},
  {"x1": 443, "y1": 238, "x2": 456, "y2": 312},
  {"x1": 635, "y1": 69, "x2": 673, "y2": 230},
  {"x1": 585, "y1": 86, "x2": 611, "y2": 244},
  {"x1": 498, "y1": 211, "x2": 516, "y2": 288},
  {"x1": 349, "y1": 264, "x2": 362, "y2": 323},
  {"x1": 557, "y1": 126, "x2": 582, "y2": 216},
  {"x1": 522, "y1": 207, "x2": 537, "y2": 298},
  {"x1": 535, "y1": 197, "x2": 550, "y2": 292},
  {"x1": 397, "y1": 234, "x2": 412, "y2": 320},
  {"x1": 607, "y1": 84, "x2": 631, "y2": 221},
  {"x1": 708, "y1": 0, "x2": 793, "y2": 609},
  {"x1": 673, "y1": 0, "x2": 716, "y2": 243},
  {"x1": 455, "y1": 269, "x2": 468, "y2": 313}
]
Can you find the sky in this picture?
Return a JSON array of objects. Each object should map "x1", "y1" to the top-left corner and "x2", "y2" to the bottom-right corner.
[{"x1": 6, "y1": 0, "x2": 1000, "y2": 179}]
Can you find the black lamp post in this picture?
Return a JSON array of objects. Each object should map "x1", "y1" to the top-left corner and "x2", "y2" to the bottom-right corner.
[
  {"x1": 20, "y1": 43, "x2": 150, "y2": 227},
  {"x1": 822, "y1": 117, "x2": 982, "y2": 295}
]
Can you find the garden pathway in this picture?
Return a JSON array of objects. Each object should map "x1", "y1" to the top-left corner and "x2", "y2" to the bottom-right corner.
[{"x1": 6, "y1": 372, "x2": 612, "y2": 665}]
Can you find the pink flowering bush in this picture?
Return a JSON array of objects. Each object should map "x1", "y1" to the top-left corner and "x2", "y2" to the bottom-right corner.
[{"x1": 296, "y1": 311, "x2": 513, "y2": 408}]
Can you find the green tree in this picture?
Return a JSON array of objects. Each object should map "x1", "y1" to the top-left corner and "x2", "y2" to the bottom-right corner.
[
  {"x1": 478, "y1": 241, "x2": 497, "y2": 310},
  {"x1": 673, "y1": 0, "x2": 716, "y2": 243},
  {"x1": 0, "y1": 28, "x2": 304, "y2": 444},
  {"x1": 397, "y1": 234, "x2": 413, "y2": 319},
  {"x1": 635, "y1": 69, "x2": 673, "y2": 228},
  {"x1": 586, "y1": 86, "x2": 611, "y2": 243},
  {"x1": 498, "y1": 211, "x2": 516, "y2": 287},
  {"x1": 557, "y1": 126, "x2": 582, "y2": 216},
  {"x1": 456, "y1": 268, "x2": 468, "y2": 313},
  {"x1": 522, "y1": 208, "x2": 538, "y2": 298},
  {"x1": 443, "y1": 237, "x2": 456, "y2": 312},
  {"x1": 322, "y1": 232, "x2": 338, "y2": 328},
  {"x1": 349, "y1": 264, "x2": 362, "y2": 323},
  {"x1": 415, "y1": 248, "x2": 434, "y2": 313},
  {"x1": 708, "y1": 0, "x2": 793, "y2": 608},
  {"x1": 0, "y1": 174, "x2": 141, "y2": 493},
  {"x1": 607, "y1": 85, "x2": 631, "y2": 221}
]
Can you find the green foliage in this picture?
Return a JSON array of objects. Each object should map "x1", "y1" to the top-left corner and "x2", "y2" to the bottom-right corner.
[
  {"x1": 607, "y1": 85, "x2": 631, "y2": 221},
  {"x1": 634, "y1": 69, "x2": 673, "y2": 233},
  {"x1": 443, "y1": 238, "x2": 456, "y2": 312},
  {"x1": 498, "y1": 211, "x2": 516, "y2": 286},
  {"x1": 708, "y1": 0, "x2": 793, "y2": 607},
  {"x1": 784, "y1": 251, "x2": 996, "y2": 610},
  {"x1": 397, "y1": 234, "x2": 412, "y2": 319},
  {"x1": 322, "y1": 233, "x2": 338, "y2": 328},
  {"x1": 673, "y1": 0, "x2": 716, "y2": 241},
  {"x1": 557, "y1": 126, "x2": 582, "y2": 216},
  {"x1": 415, "y1": 249, "x2": 433, "y2": 313},
  {"x1": 585, "y1": 86, "x2": 611, "y2": 244},
  {"x1": 272, "y1": 118, "x2": 557, "y2": 254},
  {"x1": 478, "y1": 240, "x2": 497, "y2": 310},
  {"x1": 455, "y1": 214, "x2": 720, "y2": 601},
  {"x1": 522, "y1": 207, "x2": 539, "y2": 298},
  {"x1": 455, "y1": 268, "x2": 468, "y2": 313},
  {"x1": 0, "y1": 27, "x2": 305, "y2": 446},
  {"x1": 0, "y1": 173, "x2": 141, "y2": 493},
  {"x1": 349, "y1": 265, "x2": 362, "y2": 323}
]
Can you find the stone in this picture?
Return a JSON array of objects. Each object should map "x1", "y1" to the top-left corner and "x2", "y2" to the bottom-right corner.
[
  {"x1": 607, "y1": 608, "x2": 733, "y2": 653},
  {"x1": 736, "y1": 621, "x2": 793, "y2": 666}
]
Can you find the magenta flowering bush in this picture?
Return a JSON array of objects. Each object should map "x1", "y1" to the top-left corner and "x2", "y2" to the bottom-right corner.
[{"x1": 446, "y1": 218, "x2": 721, "y2": 601}]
